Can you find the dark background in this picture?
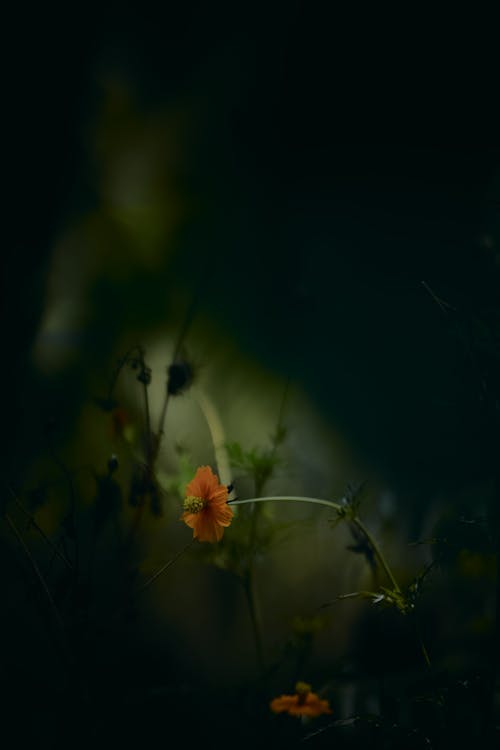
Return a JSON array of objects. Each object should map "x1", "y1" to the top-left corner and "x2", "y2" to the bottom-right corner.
[
  {"x1": 4, "y1": 3, "x2": 500, "y2": 495},
  {"x1": 3, "y1": 4, "x2": 500, "y2": 748}
]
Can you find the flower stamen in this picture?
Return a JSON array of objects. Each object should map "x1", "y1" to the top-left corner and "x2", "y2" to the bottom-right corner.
[
  {"x1": 295, "y1": 681, "x2": 311, "y2": 704},
  {"x1": 183, "y1": 495, "x2": 206, "y2": 514}
]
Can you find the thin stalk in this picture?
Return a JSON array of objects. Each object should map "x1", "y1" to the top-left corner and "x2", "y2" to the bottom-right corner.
[
  {"x1": 420, "y1": 634, "x2": 432, "y2": 670},
  {"x1": 48, "y1": 446, "x2": 80, "y2": 575},
  {"x1": 8, "y1": 486, "x2": 73, "y2": 571},
  {"x1": 5, "y1": 513, "x2": 70, "y2": 664},
  {"x1": 410, "y1": 608, "x2": 432, "y2": 670},
  {"x1": 195, "y1": 389, "x2": 265, "y2": 666},
  {"x1": 156, "y1": 391, "x2": 170, "y2": 449},
  {"x1": 352, "y1": 517, "x2": 401, "y2": 593},
  {"x1": 229, "y1": 495, "x2": 343, "y2": 510},
  {"x1": 126, "y1": 348, "x2": 153, "y2": 551},
  {"x1": 139, "y1": 371, "x2": 152, "y2": 467},
  {"x1": 106, "y1": 345, "x2": 142, "y2": 403},
  {"x1": 244, "y1": 381, "x2": 289, "y2": 673},
  {"x1": 243, "y1": 570, "x2": 264, "y2": 675},
  {"x1": 134, "y1": 540, "x2": 194, "y2": 596},
  {"x1": 156, "y1": 283, "x2": 200, "y2": 457},
  {"x1": 194, "y1": 388, "x2": 232, "y2": 487},
  {"x1": 245, "y1": 481, "x2": 266, "y2": 674},
  {"x1": 229, "y1": 496, "x2": 400, "y2": 592},
  {"x1": 108, "y1": 540, "x2": 194, "y2": 626}
]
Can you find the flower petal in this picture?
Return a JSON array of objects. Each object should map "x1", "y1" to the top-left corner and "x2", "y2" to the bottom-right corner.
[
  {"x1": 212, "y1": 504, "x2": 233, "y2": 527},
  {"x1": 180, "y1": 512, "x2": 198, "y2": 529},
  {"x1": 195, "y1": 512, "x2": 225, "y2": 543},
  {"x1": 209, "y1": 486, "x2": 229, "y2": 504},
  {"x1": 270, "y1": 696, "x2": 298, "y2": 713},
  {"x1": 186, "y1": 466, "x2": 219, "y2": 499}
]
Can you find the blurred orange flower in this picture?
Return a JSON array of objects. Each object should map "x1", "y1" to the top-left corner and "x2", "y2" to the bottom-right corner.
[
  {"x1": 180, "y1": 466, "x2": 233, "y2": 543},
  {"x1": 270, "y1": 681, "x2": 332, "y2": 718}
]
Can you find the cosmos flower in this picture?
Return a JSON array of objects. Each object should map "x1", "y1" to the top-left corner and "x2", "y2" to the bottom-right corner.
[
  {"x1": 180, "y1": 466, "x2": 233, "y2": 543},
  {"x1": 270, "y1": 681, "x2": 332, "y2": 718}
]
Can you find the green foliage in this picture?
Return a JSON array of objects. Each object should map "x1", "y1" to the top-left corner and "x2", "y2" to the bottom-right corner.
[
  {"x1": 328, "y1": 480, "x2": 367, "y2": 528},
  {"x1": 226, "y1": 439, "x2": 284, "y2": 495},
  {"x1": 331, "y1": 562, "x2": 435, "y2": 617},
  {"x1": 158, "y1": 447, "x2": 197, "y2": 501},
  {"x1": 4, "y1": 337, "x2": 500, "y2": 750}
]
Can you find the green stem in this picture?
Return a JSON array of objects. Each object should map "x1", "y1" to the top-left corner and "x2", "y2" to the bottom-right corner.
[
  {"x1": 352, "y1": 517, "x2": 401, "y2": 593},
  {"x1": 413, "y1": 612, "x2": 432, "y2": 670},
  {"x1": 133, "y1": 540, "x2": 194, "y2": 597},
  {"x1": 229, "y1": 495, "x2": 343, "y2": 511},
  {"x1": 5, "y1": 513, "x2": 70, "y2": 667},
  {"x1": 194, "y1": 388, "x2": 232, "y2": 486},
  {"x1": 48, "y1": 445, "x2": 79, "y2": 573},
  {"x1": 156, "y1": 391, "x2": 170, "y2": 454},
  {"x1": 243, "y1": 569, "x2": 264, "y2": 676},
  {"x1": 8, "y1": 485, "x2": 73, "y2": 571},
  {"x1": 229, "y1": 496, "x2": 400, "y2": 592},
  {"x1": 139, "y1": 361, "x2": 152, "y2": 467},
  {"x1": 108, "y1": 541, "x2": 194, "y2": 627},
  {"x1": 246, "y1": 495, "x2": 265, "y2": 674},
  {"x1": 126, "y1": 349, "x2": 153, "y2": 552}
]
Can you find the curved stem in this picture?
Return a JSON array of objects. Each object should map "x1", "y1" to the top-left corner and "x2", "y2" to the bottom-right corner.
[
  {"x1": 229, "y1": 496, "x2": 400, "y2": 592},
  {"x1": 352, "y1": 517, "x2": 401, "y2": 593},
  {"x1": 229, "y1": 495, "x2": 343, "y2": 511},
  {"x1": 194, "y1": 388, "x2": 232, "y2": 487}
]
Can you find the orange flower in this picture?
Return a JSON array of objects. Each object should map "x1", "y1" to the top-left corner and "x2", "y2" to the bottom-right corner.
[
  {"x1": 180, "y1": 466, "x2": 233, "y2": 543},
  {"x1": 270, "y1": 681, "x2": 332, "y2": 718}
]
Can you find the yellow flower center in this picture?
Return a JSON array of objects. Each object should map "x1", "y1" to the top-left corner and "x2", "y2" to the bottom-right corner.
[
  {"x1": 183, "y1": 495, "x2": 207, "y2": 514},
  {"x1": 295, "y1": 682, "x2": 311, "y2": 703}
]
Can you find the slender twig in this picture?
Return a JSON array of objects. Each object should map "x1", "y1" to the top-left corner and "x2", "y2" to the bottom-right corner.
[
  {"x1": 351, "y1": 517, "x2": 400, "y2": 593},
  {"x1": 106, "y1": 344, "x2": 143, "y2": 404},
  {"x1": 137, "y1": 348, "x2": 153, "y2": 465},
  {"x1": 246, "y1": 487, "x2": 265, "y2": 675},
  {"x1": 48, "y1": 446, "x2": 80, "y2": 574},
  {"x1": 421, "y1": 280, "x2": 456, "y2": 314},
  {"x1": 107, "y1": 540, "x2": 194, "y2": 627},
  {"x1": 194, "y1": 388, "x2": 232, "y2": 487},
  {"x1": 4, "y1": 513, "x2": 68, "y2": 652},
  {"x1": 243, "y1": 571, "x2": 264, "y2": 674},
  {"x1": 422, "y1": 279, "x2": 488, "y2": 401},
  {"x1": 156, "y1": 391, "x2": 170, "y2": 449},
  {"x1": 156, "y1": 278, "x2": 201, "y2": 451},
  {"x1": 229, "y1": 495, "x2": 344, "y2": 511},
  {"x1": 124, "y1": 348, "x2": 154, "y2": 552},
  {"x1": 134, "y1": 540, "x2": 194, "y2": 596},
  {"x1": 423, "y1": 278, "x2": 499, "y2": 724},
  {"x1": 7, "y1": 485, "x2": 73, "y2": 571},
  {"x1": 245, "y1": 382, "x2": 290, "y2": 674}
]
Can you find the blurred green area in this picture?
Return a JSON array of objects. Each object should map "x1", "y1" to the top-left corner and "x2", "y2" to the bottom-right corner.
[{"x1": 3, "y1": 4, "x2": 500, "y2": 748}]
